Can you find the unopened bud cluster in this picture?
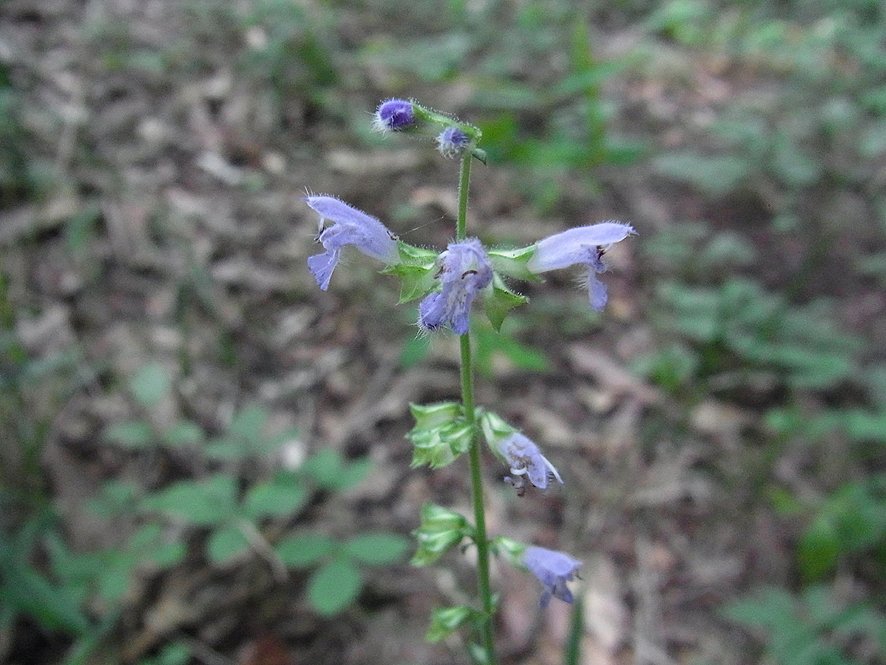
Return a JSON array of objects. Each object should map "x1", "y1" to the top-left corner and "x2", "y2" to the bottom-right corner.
[{"x1": 373, "y1": 98, "x2": 481, "y2": 160}]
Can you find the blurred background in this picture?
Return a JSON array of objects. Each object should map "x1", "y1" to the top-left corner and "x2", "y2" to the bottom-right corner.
[{"x1": 2, "y1": 0, "x2": 885, "y2": 663}]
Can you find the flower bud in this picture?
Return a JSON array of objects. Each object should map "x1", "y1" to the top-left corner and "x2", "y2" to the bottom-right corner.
[
  {"x1": 373, "y1": 98, "x2": 415, "y2": 132},
  {"x1": 435, "y1": 126, "x2": 470, "y2": 158}
]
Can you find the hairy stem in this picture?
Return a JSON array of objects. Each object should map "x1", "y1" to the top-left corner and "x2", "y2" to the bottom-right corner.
[
  {"x1": 456, "y1": 149, "x2": 472, "y2": 241},
  {"x1": 456, "y1": 152, "x2": 497, "y2": 663}
]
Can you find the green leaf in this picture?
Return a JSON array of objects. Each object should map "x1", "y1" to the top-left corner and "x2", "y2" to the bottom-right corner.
[
  {"x1": 426, "y1": 605, "x2": 477, "y2": 642},
  {"x1": 0, "y1": 564, "x2": 91, "y2": 635},
  {"x1": 207, "y1": 524, "x2": 251, "y2": 564},
  {"x1": 845, "y1": 408, "x2": 886, "y2": 444},
  {"x1": 343, "y1": 533, "x2": 409, "y2": 564},
  {"x1": 130, "y1": 361, "x2": 172, "y2": 408},
  {"x1": 330, "y1": 457, "x2": 373, "y2": 491},
  {"x1": 299, "y1": 448, "x2": 343, "y2": 486},
  {"x1": 129, "y1": 523, "x2": 163, "y2": 549},
  {"x1": 141, "y1": 475, "x2": 238, "y2": 525},
  {"x1": 96, "y1": 558, "x2": 134, "y2": 603},
  {"x1": 105, "y1": 420, "x2": 155, "y2": 448},
  {"x1": 142, "y1": 643, "x2": 191, "y2": 665},
  {"x1": 228, "y1": 403, "x2": 269, "y2": 441},
  {"x1": 298, "y1": 449, "x2": 372, "y2": 491},
  {"x1": 88, "y1": 479, "x2": 140, "y2": 517},
  {"x1": 798, "y1": 517, "x2": 840, "y2": 581},
  {"x1": 275, "y1": 533, "x2": 336, "y2": 567},
  {"x1": 408, "y1": 417, "x2": 474, "y2": 469},
  {"x1": 149, "y1": 540, "x2": 187, "y2": 569},
  {"x1": 162, "y1": 420, "x2": 204, "y2": 446},
  {"x1": 487, "y1": 246, "x2": 540, "y2": 282},
  {"x1": 242, "y1": 473, "x2": 308, "y2": 519},
  {"x1": 382, "y1": 242, "x2": 439, "y2": 303},
  {"x1": 308, "y1": 558, "x2": 361, "y2": 616},
  {"x1": 484, "y1": 276, "x2": 528, "y2": 332},
  {"x1": 407, "y1": 402, "x2": 475, "y2": 468},
  {"x1": 204, "y1": 438, "x2": 246, "y2": 461},
  {"x1": 411, "y1": 503, "x2": 474, "y2": 566}
]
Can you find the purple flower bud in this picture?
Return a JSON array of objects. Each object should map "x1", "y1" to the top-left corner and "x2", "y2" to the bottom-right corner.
[
  {"x1": 418, "y1": 238, "x2": 492, "y2": 335},
  {"x1": 527, "y1": 222, "x2": 636, "y2": 311},
  {"x1": 524, "y1": 546, "x2": 582, "y2": 608},
  {"x1": 497, "y1": 433, "x2": 562, "y2": 491},
  {"x1": 435, "y1": 126, "x2": 470, "y2": 158},
  {"x1": 373, "y1": 99, "x2": 415, "y2": 132},
  {"x1": 304, "y1": 195, "x2": 400, "y2": 290}
]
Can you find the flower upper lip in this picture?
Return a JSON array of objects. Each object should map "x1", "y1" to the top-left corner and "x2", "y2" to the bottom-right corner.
[
  {"x1": 304, "y1": 195, "x2": 400, "y2": 290},
  {"x1": 526, "y1": 222, "x2": 636, "y2": 311}
]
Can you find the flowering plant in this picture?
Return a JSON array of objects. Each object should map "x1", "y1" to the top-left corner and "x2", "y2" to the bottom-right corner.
[{"x1": 305, "y1": 98, "x2": 635, "y2": 663}]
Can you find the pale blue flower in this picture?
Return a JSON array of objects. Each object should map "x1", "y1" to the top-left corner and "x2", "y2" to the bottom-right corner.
[
  {"x1": 497, "y1": 433, "x2": 563, "y2": 492},
  {"x1": 527, "y1": 222, "x2": 636, "y2": 311},
  {"x1": 418, "y1": 238, "x2": 492, "y2": 335},
  {"x1": 373, "y1": 99, "x2": 415, "y2": 132},
  {"x1": 436, "y1": 126, "x2": 470, "y2": 158},
  {"x1": 524, "y1": 546, "x2": 582, "y2": 608},
  {"x1": 304, "y1": 195, "x2": 399, "y2": 290}
]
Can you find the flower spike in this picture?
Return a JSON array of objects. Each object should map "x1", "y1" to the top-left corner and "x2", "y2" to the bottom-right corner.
[
  {"x1": 527, "y1": 222, "x2": 636, "y2": 311},
  {"x1": 523, "y1": 546, "x2": 582, "y2": 608},
  {"x1": 418, "y1": 238, "x2": 492, "y2": 335},
  {"x1": 304, "y1": 195, "x2": 400, "y2": 290}
]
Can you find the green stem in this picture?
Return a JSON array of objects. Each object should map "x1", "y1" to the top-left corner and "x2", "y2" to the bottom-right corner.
[
  {"x1": 456, "y1": 151, "x2": 497, "y2": 664},
  {"x1": 456, "y1": 150, "x2": 472, "y2": 241}
]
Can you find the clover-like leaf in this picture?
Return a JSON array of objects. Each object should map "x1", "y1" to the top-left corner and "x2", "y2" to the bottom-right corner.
[
  {"x1": 275, "y1": 533, "x2": 336, "y2": 568},
  {"x1": 207, "y1": 524, "x2": 250, "y2": 565},
  {"x1": 308, "y1": 558, "x2": 362, "y2": 616},
  {"x1": 130, "y1": 361, "x2": 171, "y2": 408},
  {"x1": 343, "y1": 533, "x2": 410, "y2": 565}
]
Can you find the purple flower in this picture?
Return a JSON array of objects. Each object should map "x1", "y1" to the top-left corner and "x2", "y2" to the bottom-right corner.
[
  {"x1": 527, "y1": 222, "x2": 636, "y2": 311},
  {"x1": 436, "y1": 126, "x2": 470, "y2": 158},
  {"x1": 524, "y1": 546, "x2": 582, "y2": 608},
  {"x1": 497, "y1": 433, "x2": 563, "y2": 493},
  {"x1": 418, "y1": 239, "x2": 492, "y2": 335},
  {"x1": 304, "y1": 195, "x2": 400, "y2": 290},
  {"x1": 373, "y1": 99, "x2": 415, "y2": 132}
]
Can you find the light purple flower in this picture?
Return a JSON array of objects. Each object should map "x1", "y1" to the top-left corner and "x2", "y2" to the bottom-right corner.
[
  {"x1": 373, "y1": 99, "x2": 415, "y2": 132},
  {"x1": 304, "y1": 195, "x2": 400, "y2": 290},
  {"x1": 524, "y1": 546, "x2": 582, "y2": 608},
  {"x1": 527, "y1": 222, "x2": 636, "y2": 311},
  {"x1": 418, "y1": 238, "x2": 492, "y2": 335},
  {"x1": 498, "y1": 433, "x2": 562, "y2": 492},
  {"x1": 436, "y1": 126, "x2": 470, "y2": 158}
]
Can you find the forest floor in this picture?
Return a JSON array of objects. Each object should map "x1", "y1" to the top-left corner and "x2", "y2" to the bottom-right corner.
[{"x1": 2, "y1": 1, "x2": 885, "y2": 664}]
